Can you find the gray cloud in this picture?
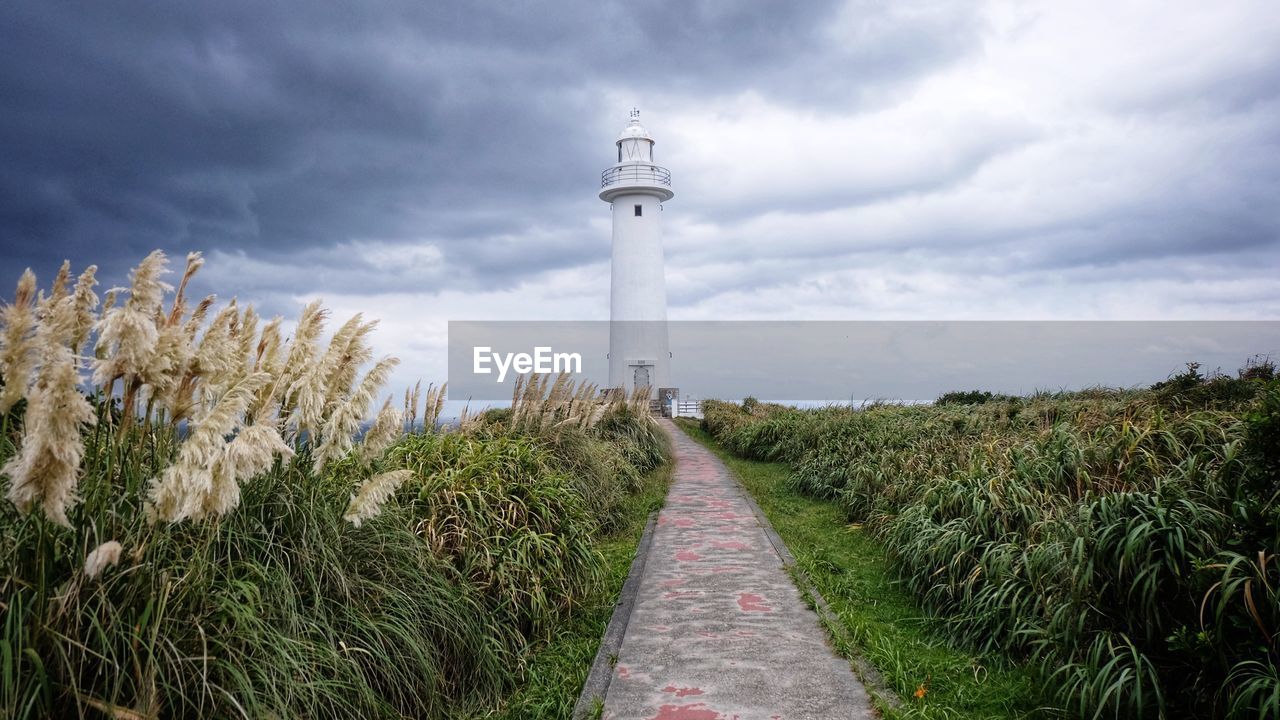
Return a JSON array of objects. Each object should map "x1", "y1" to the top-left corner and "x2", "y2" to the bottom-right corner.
[{"x1": 0, "y1": 0, "x2": 1276, "y2": 345}]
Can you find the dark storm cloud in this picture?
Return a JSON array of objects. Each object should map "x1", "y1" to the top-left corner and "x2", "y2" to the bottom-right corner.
[
  {"x1": 4, "y1": 0, "x2": 977, "y2": 295},
  {"x1": 0, "y1": 2, "x2": 593, "y2": 284}
]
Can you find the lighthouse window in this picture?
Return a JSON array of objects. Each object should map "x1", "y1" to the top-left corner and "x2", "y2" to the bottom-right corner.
[{"x1": 634, "y1": 205, "x2": 642, "y2": 217}]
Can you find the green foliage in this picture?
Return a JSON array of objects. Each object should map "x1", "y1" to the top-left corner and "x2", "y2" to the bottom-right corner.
[
  {"x1": 1240, "y1": 356, "x2": 1277, "y2": 382},
  {"x1": 700, "y1": 378, "x2": 1280, "y2": 719},
  {"x1": 594, "y1": 403, "x2": 669, "y2": 476},
  {"x1": 700, "y1": 398, "x2": 752, "y2": 439},
  {"x1": 1245, "y1": 379, "x2": 1280, "y2": 484},
  {"x1": 1, "y1": 400, "x2": 508, "y2": 718},
  {"x1": 479, "y1": 406, "x2": 515, "y2": 428},
  {"x1": 390, "y1": 432, "x2": 601, "y2": 640},
  {"x1": 1150, "y1": 361, "x2": 1267, "y2": 411},
  {"x1": 935, "y1": 390, "x2": 1014, "y2": 406},
  {"x1": 0, "y1": 395, "x2": 671, "y2": 718}
]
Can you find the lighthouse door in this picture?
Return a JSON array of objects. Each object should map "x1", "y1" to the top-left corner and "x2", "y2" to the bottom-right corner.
[{"x1": 633, "y1": 366, "x2": 650, "y2": 390}]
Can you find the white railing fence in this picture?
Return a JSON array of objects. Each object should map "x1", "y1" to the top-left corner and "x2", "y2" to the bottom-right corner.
[{"x1": 669, "y1": 399, "x2": 703, "y2": 419}]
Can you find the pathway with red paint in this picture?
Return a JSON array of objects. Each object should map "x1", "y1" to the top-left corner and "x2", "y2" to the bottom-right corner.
[{"x1": 601, "y1": 421, "x2": 877, "y2": 720}]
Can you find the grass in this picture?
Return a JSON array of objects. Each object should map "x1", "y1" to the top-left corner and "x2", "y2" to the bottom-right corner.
[
  {"x1": 676, "y1": 418, "x2": 1048, "y2": 720},
  {"x1": 468, "y1": 457, "x2": 672, "y2": 719},
  {"x1": 2, "y1": 400, "x2": 672, "y2": 718}
]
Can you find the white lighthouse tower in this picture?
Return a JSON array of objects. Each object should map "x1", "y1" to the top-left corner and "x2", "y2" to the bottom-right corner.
[{"x1": 600, "y1": 109, "x2": 673, "y2": 397}]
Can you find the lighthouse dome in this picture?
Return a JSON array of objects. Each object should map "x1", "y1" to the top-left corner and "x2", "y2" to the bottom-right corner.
[{"x1": 617, "y1": 116, "x2": 653, "y2": 143}]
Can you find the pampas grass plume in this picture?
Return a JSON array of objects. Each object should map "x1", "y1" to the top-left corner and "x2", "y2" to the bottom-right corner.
[
  {"x1": 281, "y1": 300, "x2": 327, "y2": 385},
  {"x1": 359, "y1": 397, "x2": 403, "y2": 463},
  {"x1": 406, "y1": 379, "x2": 422, "y2": 429},
  {"x1": 0, "y1": 269, "x2": 38, "y2": 413},
  {"x1": 321, "y1": 315, "x2": 376, "y2": 402},
  {"x1": 2, "y1": 351, "x2": 96, "y2": 525},
  {"x1": 84, "y1": 540, "x2": 123, "y2": 579},
  {"x1": 205, "y1": 420, "x2": 294, "y2": 519},
  {"x1": 148, "y1": 372, "x2": 270, "y2": 523},
  {"x1": 3, "y1": 275, "x2": 98, "y2": 526},
  {"x1": 92, "y1": 250, "x2": 171, "y2": 387},
  {"x1": 166, "y1": 251, "x2": 204, "y2": 324},
  {"x1": 193, "y1": 302, "x2": 243, "y2": 396},
  {"x1": 278, "y1": 300, "x2": 328, "y2": 429},
  {"x1": 225, "y1": 423, "x2": 294, "y2": 480},
  {"x1": 344, "y1": 469, "x2": 413, "y2": 527},
  {"x1": 67, "y1": 265, "x2": 99, "y2": 353},
  {"x1": 313, "y1": 356, "x2": 399, "y2": 473},
  {"x1": 44, "y1": 261, "x2": 71, "y2": 309},
  {"x1": 255, "y1": 317, "x2": 284, "y2": 374},
  {"x1": 426, "y1": 382, "x2": 445, "y2": 429}
]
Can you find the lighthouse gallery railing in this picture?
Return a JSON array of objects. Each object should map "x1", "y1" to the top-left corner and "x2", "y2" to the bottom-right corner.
[{"x1": 601, "y1": 164, "x2": 671, "y2": 189}]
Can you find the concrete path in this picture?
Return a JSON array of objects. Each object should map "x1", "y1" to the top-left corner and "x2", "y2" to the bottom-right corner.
[{"x1": 601, "y1": 421, "x2": 877, "y2": 720}]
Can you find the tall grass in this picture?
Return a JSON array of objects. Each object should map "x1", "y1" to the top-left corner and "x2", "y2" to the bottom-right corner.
[
  {"x1": 0, "y1": 251, "x2": 669, "y2": 718},
  {"x1": 702, "y1": 373, "x2": 1279, "y2": 719}
]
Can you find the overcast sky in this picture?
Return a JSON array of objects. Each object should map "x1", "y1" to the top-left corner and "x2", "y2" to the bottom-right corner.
[{"x1": 2, "y1": 1, "x2": 1278, "y2": 397}]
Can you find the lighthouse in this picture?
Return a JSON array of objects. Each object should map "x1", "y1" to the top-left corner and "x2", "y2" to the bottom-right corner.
[{"x1": 600, "y1": 109, "x2": 673, "y2": 397}]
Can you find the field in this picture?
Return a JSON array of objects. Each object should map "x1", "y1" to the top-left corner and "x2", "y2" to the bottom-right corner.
[
  {"x1": 0, "y1": 251, "x2": 669, "y2": 718},
  {"x1": 699, "y1": 369, "x2": 1279, "y2": 719}
]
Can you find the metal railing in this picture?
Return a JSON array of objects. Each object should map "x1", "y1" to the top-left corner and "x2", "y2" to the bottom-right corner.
[
  {"x1": 601, "y1": 164, "x2": 671, "y2": 189},
  {"x1": 656, "y1": 399, "x2": 702, "y2": 418},
  {"x1": 673, "y1": 400, "x2": 703, "y2": 417}
]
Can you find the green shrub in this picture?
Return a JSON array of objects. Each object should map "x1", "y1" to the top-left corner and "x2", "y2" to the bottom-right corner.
[
  {"x1": 1, "y1": 405, "x2": 510, "y2": 718},
  {"x1": 700, "y1": 399, "x2": 750, "y2": 439},
  {"x1": 701, "y1": 374, "x2": 1279, "y2": 718},
  {"x1": 594, "y1": 403, "x2": 668, "y2": 476},
  {"x1": 1151, "y1": 361, "x2": 1266, "y2": 411},
  {"x1": 935, "y1": 389, "x2": 1012, "y2": 405},
  {"x1": 390, "y1": 432, "x2": 602, "y2": 641},
  {"x1": 479, "y1": 406, "x2": 515, "y2": 428},
  {"x1": 1, "y1": 410, "x2": 669, "y2": 718}
]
